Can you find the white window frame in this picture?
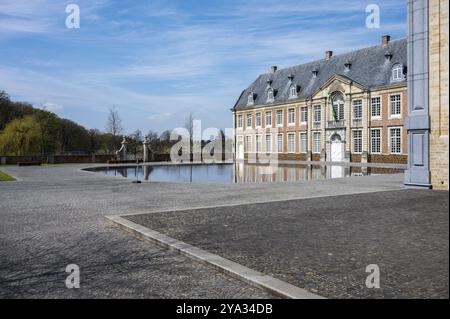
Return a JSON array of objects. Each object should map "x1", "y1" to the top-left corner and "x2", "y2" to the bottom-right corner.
[
  {"x1": 313, "y1": 105, "x2": 321, "y2": 124},
  {"x1": 370, "y1": 128, "x2": 382, "y2": 154},
  {"x1": 353, "y1": 99, "x2": 362, "y2": 119},
  {"x1": 255, "y1": 112, "x2": 262, "y2": 127},
  {"x1": 267, "y1": 89, "x2": 274, "y2": 103},
  {"x1": 255, "y1": 134, "x2": 262, "y2": 152},
  {"x1": 276, "y1": 133, "x2": 283, "y2": 153},
  {"x1": 246, "y1": 114, "x2": 252, "y2": 128},
  {"x1": 265, "y1": 134, "x2": 272, "y2": 153},
  {"x1": 288, "y1": 108, "x2": 295, "y2": 126},
  {"x1": 247, "y1": 93, "x2": 254, "y2": 106},
  {"x1": 246, "y1": 135, "x2": 253, "y2": 153},
  {"x1": 391, "y1": 64, "x2": 404, "y2": 82},
  {"x1": 289, "y1": 85, "x2": 297, "y2": 98},
  {"x1": 371, "y1": 96, "x2": 381, "y2": 120},
  {"x1": 389, "y1": 127, "x2": 402, "y2": 154},
  {"x1": 389, "y1": 94, "x2": 402, "y2": 118},
  {"x1": 287, "y1": 132, "x2": 296, "y2": 153},
  {"x1": 276, "y1": 110, "x2": 283, "y2": 127},
  {"x1": 299, "y1": 132, "x2": 307, "y2": 153},
  {"x1": 265, "y1": 111, "x2": 272, "y2": 127},
  {"x1": 313, "y1": 131, "x2": 321, "y2": 154},
  {"x1": 352, "y1": 129, "x2": 362, "y2": 154},
  {"x1": 237, "y1": 114, "x2": 243, "y2": 128},
  {"x1": 300, "y1": 107, "x2": 308, "y2": 123}
]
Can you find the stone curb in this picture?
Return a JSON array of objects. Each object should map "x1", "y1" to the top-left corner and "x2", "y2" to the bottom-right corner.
[{"x1": 106, "y1": 215, "x2": 325, "y2": 299}]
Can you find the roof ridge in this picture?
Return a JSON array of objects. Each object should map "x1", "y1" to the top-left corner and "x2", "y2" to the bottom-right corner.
[{"x1": 263, "y1": 37, "x2": 407, "y2": 75}]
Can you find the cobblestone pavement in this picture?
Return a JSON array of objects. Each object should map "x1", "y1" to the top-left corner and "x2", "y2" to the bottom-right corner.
[
  {"x1": 0, "y1": 165, "x2": 405, "y2": 298},
  {"x1": 126, "y1": 190, "x2": 449, "y2": 299}
]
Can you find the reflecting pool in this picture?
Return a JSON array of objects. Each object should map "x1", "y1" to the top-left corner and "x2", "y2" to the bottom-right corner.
[{"x1": 85, "y1": 163, "x2": 403, "y2": 184}]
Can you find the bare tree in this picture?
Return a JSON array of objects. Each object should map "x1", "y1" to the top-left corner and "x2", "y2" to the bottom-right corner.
[
  {"x1": 106, "y1": 106, "x2": 123, "y2": 152},
  {"x1": 0, "y1": 90, "x2": 9, "y2": 103},
  {"x1": 146, "y1": 129, "x2": 159, "y2": 151}
]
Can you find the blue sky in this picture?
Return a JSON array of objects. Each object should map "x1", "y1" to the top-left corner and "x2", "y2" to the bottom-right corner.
[{"x1": 0, "y1": 0, "x2": 406, "y2": 134}]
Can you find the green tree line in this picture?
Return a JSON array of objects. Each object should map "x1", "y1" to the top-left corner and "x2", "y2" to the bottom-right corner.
[{"x1": 0, "y1": 90, "x2": 175, "y2": 156}]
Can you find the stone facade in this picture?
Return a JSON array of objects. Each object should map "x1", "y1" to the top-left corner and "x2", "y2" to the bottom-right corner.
[{"x1": 429, "y1": 0, "x2": 449, "y2": 190}]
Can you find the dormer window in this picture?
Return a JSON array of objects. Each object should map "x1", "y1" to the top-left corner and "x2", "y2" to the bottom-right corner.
[
  {"x1": 385, "y1": 51, "x2": 393, "y2": 63},
  {"x1": 267, "y1": 89, "x2": 274, "y2": 102},
  {"x1": 344, "y1": 61, "x2": 352, "y2": 72},
  {"x1": 391, "y1": 63, "x2": 404, "y2": 81},
  {"x1": 247, "y1": 92, "x2": 254, "y2": 106},
  {"x1": 312, "y1": 68, "x2": 319, "y2": 77},
  {"x1": 289, "y1": 85, "x2": 298, "y2": 98}
]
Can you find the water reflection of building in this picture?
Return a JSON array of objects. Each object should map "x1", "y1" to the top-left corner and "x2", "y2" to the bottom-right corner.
[{"x1": 233, "y1": 163, "x2": 362, "y2": 183}]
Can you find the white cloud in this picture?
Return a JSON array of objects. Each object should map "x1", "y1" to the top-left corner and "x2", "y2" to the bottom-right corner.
[
  {"x1": 0, "y1": 0, "x2": 407, "y2": 133},
  {"x1": 40, "y1": 102, "x2": 63, "y2": 112}
]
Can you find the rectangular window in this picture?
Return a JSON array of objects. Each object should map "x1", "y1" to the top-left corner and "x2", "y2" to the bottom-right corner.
[
  {"x1": 255, "y1": 135, "x2": 261, "y2": 152},
  {"x1": 300, "y1": 132, "x2": 307, "y2": 153},
  {"x1": 288, "y1": 108, "x2": 295, "y2": 124},
  {"x1": 288, "y1": 133, "x2": 295, "y2": 153},
  {"x1": 338, "y1": 105, "x2": 344, "y2": 120},
  {"x1": 276, "y1": 110, "x2": 283, "y2": 126},
  {"x1": 353, "y1": 100, "x2": 362, "y2": 119},
  {"x1": 390, "y1": 95, "x2": 401, "y2": 116},
  {"x1": 353, "y1": 130, "x2": 362, "y2": 153},
  {"x1": 300, "y1": 107, "x2": 308, "y2": 123},
  {"x1": 277, "y1": 133, "x2": 283, "y2": 153},
  {"x1": 265, "y1": 112, "x2": 272, "y2": 127},
  {"x1": 390, "y1": 128, "x2": 401, "y2": 154},
  {"x1": 255, "y1": 113, "x2": 262, "y2": 127},
  {"x1": 246, "y1": 114, "x2": 252, "y2": 127},
  {"x1": 371, "y1": 97, "x2": 381, "y2": 118},
  {"x1": 333, "y1": 103, "x2": 345, "y2": 121},
  {"x1": 237, "y1": 114, "x2": 243, "y2": 128},
  {"x1": 371, "y1": 129, "x2": 381, "y2": 153},
  {"x1": 313, "y1": 105, "x2": 321, "y2": 123},
  {"x1": 313, "y1": 132, "x2": 321, "y2": 153},
  {"x1": 246, "y1": 135, "x2": 253, "y2": 152},
  {"x1": 265, "y1": 134, "x2": 272, "y2": 152}
]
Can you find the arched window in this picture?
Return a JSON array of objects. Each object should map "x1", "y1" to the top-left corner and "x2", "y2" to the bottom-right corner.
[
  {"x1": 289, "y1": 85, "x2": 297, "y2": 98},
  {"x1": 247, "y1": 92, "x2": 254, "y2": 105},
  {"x1": 331, "y1": 93, "x2": 344, "y2": 121},
  {"x1": 267, "y1": 89, "x2": 274, "y2": 102},
  {"x1": 391, "y1": 64, "x2": 403, "y2": 81}
]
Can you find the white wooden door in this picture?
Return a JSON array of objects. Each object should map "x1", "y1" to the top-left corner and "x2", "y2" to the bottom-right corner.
[{"x1": 331, "y1": 140, "x2": 343, "y2": 162}]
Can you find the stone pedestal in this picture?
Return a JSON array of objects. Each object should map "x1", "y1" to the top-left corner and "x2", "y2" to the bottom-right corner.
[
  {"x1": 361, "y1": 151, "x2": 368, "y2": 164},
  {"x1": 143, "y1": 138, "x2": 150, "y2": 163},
  {"x1": 344, "y1": 151, "x2": 351, "y2": 162},
  {"x1": 320, "y1": 149, "x2": 326, "y2": 162},
  {"x1": 116, "y1": 137, "x2": 128, "y2": 160}
]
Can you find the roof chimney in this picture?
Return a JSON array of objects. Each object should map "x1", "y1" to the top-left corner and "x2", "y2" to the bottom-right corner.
[
  {"x1": 325, "y1": 51, "x2": 333, "y2": 60},
  {"x1": 381, "y1": 35, "x2": 391, "y2": 46},
  {"x1": 271, "y1": 66, "x2": 278, "y2": 73}
]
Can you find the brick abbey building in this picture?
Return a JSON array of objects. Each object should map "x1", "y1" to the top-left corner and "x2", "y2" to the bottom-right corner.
[{"x1": 232, "y1": 36, "x2": 408, "y2": 164}]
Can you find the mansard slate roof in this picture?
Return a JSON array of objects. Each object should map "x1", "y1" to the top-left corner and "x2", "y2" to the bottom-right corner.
[{"x1": 233, "y1": 38, "x2": 407, "y2": 111}]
